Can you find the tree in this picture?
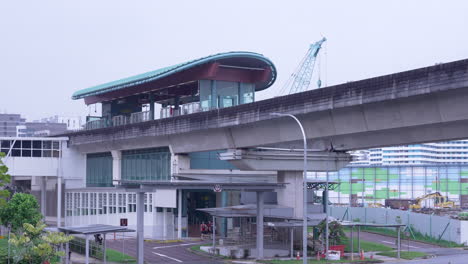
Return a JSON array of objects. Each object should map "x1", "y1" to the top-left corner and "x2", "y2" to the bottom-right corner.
[
  {"x1": 0, "y1": 152, "x2": 11, "y2": 207},
  {"x1": 9, "y1": 222, "x2": 74, "y2": 264},
  {"x1": 0, "y1": 193, "x2": 43, "y2": 232},
  {"x1": 317, "y1": 220, "x2": 346, "y2": 245}
]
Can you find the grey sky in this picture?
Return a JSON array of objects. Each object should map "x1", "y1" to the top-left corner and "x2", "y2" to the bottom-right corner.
[{"x1": 1, "y1": 0, "x2": 467, "y2": 120}]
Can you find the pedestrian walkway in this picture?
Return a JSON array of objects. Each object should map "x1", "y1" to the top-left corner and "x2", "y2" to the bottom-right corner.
[{"x1": 68, "y1": 252, "x2": 122, "y2": 264}]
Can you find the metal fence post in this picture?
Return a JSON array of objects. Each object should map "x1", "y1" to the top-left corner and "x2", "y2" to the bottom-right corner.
[
  {"x1": 429, "y1": 213, "x2": 433, "y2": 238},
  {"x1": 364, "y1": 207, "x2": 367, "y2": 223}
]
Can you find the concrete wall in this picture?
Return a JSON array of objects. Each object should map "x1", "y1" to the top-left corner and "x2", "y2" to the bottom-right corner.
[
  {"x1": 5, "y1": 157, "x2": 59, "y2": 177},
  {"x1": 62, "y1": 145, "x2": 86, "y2": 189},
  {"x1": 330, "y1": 206, "x2": 467, "y2": 245}
]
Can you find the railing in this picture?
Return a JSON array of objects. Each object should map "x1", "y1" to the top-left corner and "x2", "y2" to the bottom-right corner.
[
  {"x1": 85, "y1": 119, "x2": 107, "y2": 130},
  {"x1": 160, "y1": 102, "x2": 201, "y2": 119},
  {"x1": 112, "y1": 115, "x2": 129, "y2": 126},
  {"x1": 82, "y1": 103, "x2": 202, "y2": 131},
  {"x1": 130, "y1": 111, "x2": 151, "y2": 124}
]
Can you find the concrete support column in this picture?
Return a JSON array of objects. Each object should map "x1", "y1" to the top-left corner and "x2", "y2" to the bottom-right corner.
[
  {"x1": 170, "y1": 154, "x2": 190, "y2": 177},
  {"x1": 178, "y1": 190, "x2": 182, "y2": 239},
  {"x1": 85, "y1": 235, "x2": 89, "y2": 264},
  {"x1": 103, "y1": 233, "x2": 107, "y2": 264},
  {"x1": 136, "y1": 192, "x2": 145, "y2": 264},
  {"x1": 149, "y1": 93, "x2": 155, "y2": 120},
  {"x1": 65, "y1": 232, "x2": 70, "y2": 264},
  {"x1": 163, "y1": 208, "x2": 167, "y2": 240},
  {"x1": 277, "y1": 171, "x2": 304, "y2": 218},
  {"x1": 111, "y1": 151, "x2": 122, "y2": 183},
  {"x1": 57, "y1": 176, "x2": 62, "y2": 227},
  {"x1": 41, "y1": 176, "x2": 47, "y2": 216},
  {"x1": 256, "y1": 191, "x2": 264, "y2": 259},
  {"x1": 221, "y1": 191, "x2": 228, "y2": 237}
]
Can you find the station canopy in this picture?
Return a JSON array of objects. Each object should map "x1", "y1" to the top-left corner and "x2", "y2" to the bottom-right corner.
[
  {"x1": 72, "y1": 51, "x2": 277, "y2": 105},
  {"x1": 58, "y1": 224, "x2": 134, "y2": 235}
]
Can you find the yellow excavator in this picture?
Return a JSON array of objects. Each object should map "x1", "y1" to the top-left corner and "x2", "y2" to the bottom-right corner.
[
  {"x1": 368, "y1": 203, "x2": 385, "y2": 208},
  {"x1": 409, "y1": 192, "x2": 456, "y2": 209}
]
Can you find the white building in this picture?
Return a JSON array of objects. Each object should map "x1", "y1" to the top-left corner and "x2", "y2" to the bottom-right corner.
[
  {"x1": 40, "y1": 115, "x2": 83, "y2": 130},
  {"x1": 351, "y1": 140, "x2": 468, "y2": 166}
]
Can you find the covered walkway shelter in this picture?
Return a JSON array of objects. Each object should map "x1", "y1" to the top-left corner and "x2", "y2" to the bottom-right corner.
[
  {"x1": 118, "y1": 180, "x2": 285, "y2": 264},
  {"x1": 58, "y1": 224, "x2": 134, "y2": 264}
]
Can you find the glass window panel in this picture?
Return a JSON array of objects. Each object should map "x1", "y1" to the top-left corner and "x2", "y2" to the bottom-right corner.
[
  {"x1": 199, "y1": 80, "x2": 212, "y2": 111},
  {"x1": 240, "y1": 83, "x2": 255, "y2": 104},
  {"x1": 32, "y1": 141, "x2": 42, "y2": 149},
  {"x1": 52, "y1": 141, "x2": 59, "y2": 149},
  {"x1": 42, "y1": 141, "x2": 52, "y2": 149},
  {"x1": 216, "y1": 81, "x2": 239, "y2": 108},
  {"x1": 32, "y1": 150, "x2": 42, "y2": 157},
  {"x1": 52, "y1": 150, "x2": 60, "y2": 157},
  {"x1": 1, "y1": 140, "x2": 10, "y2": 148},
  {"x1": 12, "y1": 149, "x2": 21, "y2": 157},
  {"x1": 86, "y1": 152, "x2": 113, "y2": 187},
  {"x1": 22, "y1": 140, "x2": 31, "y2": 149},
  {"x1": 121, "y1": 147, "x2": 171, "y2": 182},
  {"x1": 21, "y1": 149, "x2": 31, "y2": 157},
  {"x1": 13, "y1": 141, "x2": 20, "y2": 148}
]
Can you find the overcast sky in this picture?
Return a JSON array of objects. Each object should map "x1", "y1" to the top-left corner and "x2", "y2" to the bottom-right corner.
[{"x1": 1, "y1": 0, "x2": 467, "y2": 121}]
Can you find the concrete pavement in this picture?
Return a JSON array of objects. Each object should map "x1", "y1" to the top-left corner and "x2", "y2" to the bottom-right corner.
[{"x1": 106, "y1": 238, "x2": 223, "y2": 264}]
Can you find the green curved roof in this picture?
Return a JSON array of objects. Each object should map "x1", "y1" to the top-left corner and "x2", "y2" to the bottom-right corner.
[{"x1": 72, "y1": 51, "x2": 277, "y2": 100}]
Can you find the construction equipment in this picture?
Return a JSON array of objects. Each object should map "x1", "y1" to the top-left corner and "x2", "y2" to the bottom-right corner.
[
  {"x1": 409, "y1": 192, "x2": 456, "y2": 210},
  {"x1": 279, "y1": 37, "x2": 326, "y2": 95},
  {"x1": 367, "y1": 203, "x2": 385, "y2": 208}
]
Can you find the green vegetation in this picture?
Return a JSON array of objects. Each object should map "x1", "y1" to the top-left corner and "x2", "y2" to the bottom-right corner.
[
  {"x1": 0, "y1": 193, "x2": 43, "y2": 232},
  {"x1": 105, "y1": 248, "x2": 136, "y2": 263},
  {"x1": 0, "y1": 238, "x2": 7, "y2": 263},
  {"x1": 377, "y1": 251, "x2": 427, "y2": 260},
  {"x1": 189, "y1": 244, "x2": 207, "y2": 254},
  {"x1": 316, "y1": 220, "x2": 346, "y2": 245},
  {"x1": 259, "y1": 259, "x2": 382, "y2": 263},
  {"x1": 8, "y1": 222, "x2": 73, "y2": 264},
  {"x1": 0, "y1": 152, "x2": 11, "y2": 208},
  {"x1": 360, "y1": 226, "x2": 463, "y2": 247},
  {"x1": 342, "y1": 238, "x2": 393, "y2": 252}
]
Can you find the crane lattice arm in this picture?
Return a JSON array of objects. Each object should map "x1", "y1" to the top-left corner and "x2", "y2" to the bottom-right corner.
[{"x1": 279, "y1": 37, "x2": 326, "y2": 95}]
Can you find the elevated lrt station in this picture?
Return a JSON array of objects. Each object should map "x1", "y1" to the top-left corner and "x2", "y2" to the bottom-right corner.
[
  {"x1": 72, "y1": 51, "x2": 276, "y2": 129},
  {"x1": 65, "y1": 50, "x2": 355, "y2": 263}
]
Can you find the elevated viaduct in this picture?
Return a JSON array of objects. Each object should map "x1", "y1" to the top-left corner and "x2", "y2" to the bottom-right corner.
[{"x1": 67, "y1": 58, "x2": 468, "y2": 154}]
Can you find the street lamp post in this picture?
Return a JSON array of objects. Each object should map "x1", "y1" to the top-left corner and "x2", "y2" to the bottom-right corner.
[{"x1": 271, "y1": 113, "x2": 308, "y2": 264}]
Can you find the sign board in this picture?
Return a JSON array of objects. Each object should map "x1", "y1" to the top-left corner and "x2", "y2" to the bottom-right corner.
[
  {"x1": 154, "y1": 189, "x2": 176, "y2": 208},
  {"x1": 120, "y1": 218, "x2": 128, "y2": 227},
  {"x1": 213, "y1": 184, "x2": 222, "y2": 193}
]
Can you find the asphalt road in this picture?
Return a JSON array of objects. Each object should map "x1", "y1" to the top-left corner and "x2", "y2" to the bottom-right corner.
[
  {"x1": 351, "y1": 231, "x2": 468, "y2": 264},
  {"x1": 107, "y1": 238, "x2": 223, "y2": 264}
]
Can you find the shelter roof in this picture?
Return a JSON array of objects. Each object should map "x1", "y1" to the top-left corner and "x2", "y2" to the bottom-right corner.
[
  {"x1": 72, "y1": 51, "x2": 277, "y2": 101},
  {"x1": 58, "y1": 224, "x2": 134, "y2": 235},
  {"x1": 118, "y1": 180, "x2": 285, "y2": 191}
]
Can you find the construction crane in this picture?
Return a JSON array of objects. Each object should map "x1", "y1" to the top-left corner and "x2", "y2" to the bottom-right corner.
[{"x1": 279, "y1": 37, "x2": 327, "y2": 95}]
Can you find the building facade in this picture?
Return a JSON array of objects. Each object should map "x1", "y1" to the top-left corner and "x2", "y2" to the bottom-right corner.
[
  {"x1": 59, "y1": 51, "x2": 278, "y2": 239},
  {"x1": 0, "y1": 114, "x2": 25, "y2": 137},
  {"x1": 351, "y1": 140, "x2": 468, "y2": 166},
  {"x1": 311, "y1": 164, "x2": 468, "y2": 208}
]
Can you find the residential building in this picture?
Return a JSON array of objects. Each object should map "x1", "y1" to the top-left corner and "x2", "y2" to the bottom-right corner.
[
  {"x1": 0, "y1": 114, "x2": 25, "y2": 137},
  {"x1": 350, "y1": 140, "x2": 468, "y2": 166}
]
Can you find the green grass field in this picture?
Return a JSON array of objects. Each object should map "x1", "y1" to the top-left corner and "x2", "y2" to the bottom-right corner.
[
  {"x1": 342, "y1": 238, "x2": 393, "y2": 252},
  {"x1": 105, "y1": 248, "x2": 136, "y2": 263},
  {"x1": 359, "y1": 226, "x2": 462, "y2": 248},
  {"x1": 377, "y1": 251, "x2": 427, "y2": 260}
]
